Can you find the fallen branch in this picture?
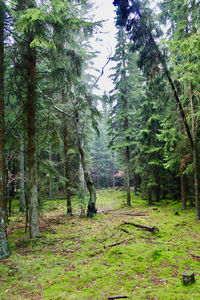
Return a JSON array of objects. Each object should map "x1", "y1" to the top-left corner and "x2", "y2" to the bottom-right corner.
[
  {"x1": 118, "y1": 227, "x2": 130, "y2": 234},
  {"x1": 100, "y1": 232, "x2": 115, "y2": 243},
  {"x1": 119, "y1": 212, "x2": 149, "y2": 216},
  {"x1": 102, "y1": 211, "x2": 149, "y2": 216},
  {"x1": 40, "y1": 216, "x2": 57, "y2": 234},
  {"x1": 190, "y1": 253, "x2": 200, "y2": 261},
  {"x1": 122, "y1": 221, "x2": 159, "y2": 233},
  {"x1": 108, "y1": 296, "x2": 129, "y2": 299},
  {"x1": 104, "y1": 238, "x2": 133, "y2": 249}
]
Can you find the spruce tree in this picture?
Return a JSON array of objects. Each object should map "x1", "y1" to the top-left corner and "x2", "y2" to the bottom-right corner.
[{"x1": 0, "y1": 0, "x2": 11, "y2": 259}]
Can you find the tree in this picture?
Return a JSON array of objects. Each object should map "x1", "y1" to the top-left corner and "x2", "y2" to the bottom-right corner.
[
  {"x1": 113, "y1": 0, "x2": 200, "y2": 218},
  {"x1": 0, "y1": 0, "x2": 11, "y2": 259},
  {"x1": 159, "y1": 0, "x2": 200, "y2": 213},
  {"x1": 109, "y1": 27, "x2": 137, "y2": 205}
]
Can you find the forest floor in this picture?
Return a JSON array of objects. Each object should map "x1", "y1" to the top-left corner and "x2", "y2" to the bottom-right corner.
[{"x1": 1, "y1": 189, "x2": 200, "y2": 299}]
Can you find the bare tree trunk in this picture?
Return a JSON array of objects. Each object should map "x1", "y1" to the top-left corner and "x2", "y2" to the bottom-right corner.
[
  {"x1": 19, "y1": 137, "x2": 26, "y2": 212},
  {"x1": 121, "y1": 27, "x2": 131, "y2": 206},
  {"x1": 74, "y1": 102, "x2": 97, "y2": 217},
  {"x1": 62, "y1": 90, "x2": 72, "y2": 215},
  {"x1": 112, "y1": 151, "x2": 115, "y2": 188},
  {"x1": 48, "y1": 145, "x2": 54, "y2": 200},
  {"x1": 181, "y1": 173, "x2": 186, "y2": 210},
  {"x1": 0, "y1": 1, "x2": 10, "y2": 259},
  {"x1": 27, "y1": 40, "x2": 39, "y2": 238},
  {"x1": 148, "y1": 188, "x2": 153, "y2": 205},
  {"x1": 190, "y1": 83, "x2": 199, "y2": 219},
  {"x1": 125, "y1": 144, "x2": 131, "y2": 206}
]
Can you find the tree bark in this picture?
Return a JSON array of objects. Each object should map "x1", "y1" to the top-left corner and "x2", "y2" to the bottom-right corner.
[
  {"x1": 74, "y1": 102, "x2": 97, "y2": 217},
  {"x1": 181, "y1": 173, "x2": 186, "y2": 210},
  {"x1": 155, "y1": 181, "x2": 160, "y2": 202},
  {"x1": 121, "y1": 27, "x2": 131, "y2": 206},
  {"x1": 112, "y1": 151, "x2": 115, "y2": 188},
  {"x1": 27, "y1": 38, "x2": 39, "y2": 238},
  {"x1": 0, "y1": 1, "x2": 11, "y2": 259},
  {"x1": 190, "y1": 83, "x2": 199, "y2": 219},
  {"x1": 62, "y1": 90, "x2": 72, "y2": 215},
  {"x1": 125, "y1": 145, "x2": 131, "y2": 206},
  {"x1": 148, "y1": 188, "x2": 153, "y2": 205},
  {"x1": 19, "y1": 137, "x2": 26, "y2": 212},
  {"x1": 48, "y1": 145, "x2": 54, "y2": 200},
  {"x1": 122, "y1": 221, "x2": 159, "y2": 233}
]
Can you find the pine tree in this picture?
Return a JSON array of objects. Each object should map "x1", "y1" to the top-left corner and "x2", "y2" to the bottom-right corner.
[
  {"x1": 113, "y1": 0, "x2": 200, "y2": 218},
  {"x1": 0, "y1": 0, "x2": 11, "y2": 259}
]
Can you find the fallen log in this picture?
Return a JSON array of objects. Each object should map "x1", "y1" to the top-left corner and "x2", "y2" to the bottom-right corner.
[
  {"x1": 119, "y1": 212, "x2": 148, "y2": 216},
  {"x1": 122, "y1": 221, "x2": 159, "y2": 233},
  {"x1": 108, "y1": 296, "x2": 129, "y2": 299},
  {"x1": 104, "y1": 238, "x2": 133, "y2": 249}
]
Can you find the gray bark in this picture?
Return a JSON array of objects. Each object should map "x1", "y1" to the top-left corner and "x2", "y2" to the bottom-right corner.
[
  {"x1": 62, "y1": 90, "x2": 72, "y2": 215},
  {"x1": 74, "y1": 102, "x2": 97, "y2": 217},
  {"x1": 181, "y1": 173, "x2": 186, "y2": 210},
  {"x1": 27, "y1": 38, "x2": 39, "y2": 238},
  {"x1": 125, "y1": 145, "x2": 131, "y2": 206},
  {"x1": 190, "y1": 83, "x2": 199, "y2": 219},
  {"x1": 121, "y1": 27, "x2": 131, "y2": 206},
  {"x1": 19, "y1": 138, "x2": 26, "y2": 212},
  {"x1": 48, "y1": 146, "x2": 54, "y2": 200},
  {"x1": 0, "y1": 1, "x2": 11, "y2": 259}
]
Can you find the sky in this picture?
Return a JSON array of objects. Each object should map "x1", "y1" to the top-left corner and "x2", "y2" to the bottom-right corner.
[
  {"x1": 90, "y1": 0, "x2": 117, "y2": 95},
  {"x1": 89, "y1": 0, "x2": 159, "y2": 96}
]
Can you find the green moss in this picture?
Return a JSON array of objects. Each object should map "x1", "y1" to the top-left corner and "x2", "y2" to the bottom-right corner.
[{"x1": 1, "y1": 189, "x2": 200, "y2": 299}]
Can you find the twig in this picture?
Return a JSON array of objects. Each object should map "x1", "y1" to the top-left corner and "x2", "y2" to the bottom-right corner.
[
  {"x1": 40, "y1": 216, "x2": 57, "y2": 234},
  {"x1": 92, "y1": 56, "x2": 111, "y2": 88},
  {"x1": 190, "y1": 253, "x2": 200, "y2": 261},
  {"x1": 118, "y1": 227, "x2": 130, "y2": 234},
  {"x1": 104, "y1": 238, "x2": 133, "y2": 249}
]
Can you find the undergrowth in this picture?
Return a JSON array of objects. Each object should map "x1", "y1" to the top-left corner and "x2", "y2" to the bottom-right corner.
[{"x1": 1, "y1": 190, "x2": 200, "y2": 299}]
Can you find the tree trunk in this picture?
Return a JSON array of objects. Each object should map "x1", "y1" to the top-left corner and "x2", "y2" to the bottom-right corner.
[
  {"x1": 155, "y1": 175, "x2": 160, "y2": 202},
  {"x1": 62, "y1": 90, "x2": 72, "y2": 215},
  {"x1": 0, "y1": 1, "x2": 11, "y2": 259},
  {"x1": 125, "y1": 144, "x2": 131, "y2": 206},
  {"x1": 148, "y1": 188, "x2": 153, "y2": 205},
  {"x1": 74, "y1": 102, "x2": 97, "y2": 217},
  {"x1": 48, "y1": 145, "x2": 54, "y2": 200},
  {"x1": 79, "y1": 142, "x2": 96, "y2": 217},
  {"x1": 121, "y1": 27, "x2": 131, "y2": 206},
  {"x1": 19, "y1": 138, "x2": 26, "y2": 212},
  {"x1": 112, "y1": 151, "x2": 115, "y2": 188},
  {"x1": 181, "y1": 173, "x2": 186, "y2": 210},
  {"x1": 190, "y1": 83, "x2": 199, "y2": 219},
  {"x1": 27, "y1": 39, "x2": 39, "y2": 238}
]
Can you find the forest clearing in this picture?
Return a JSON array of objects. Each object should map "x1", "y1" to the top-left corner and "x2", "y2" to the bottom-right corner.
[
  {"x1": 1, "y1": 189, "x2": 200, "y2": 299},
  {"x1": 0, "y1": 0, "x2": 200, "y2": 299}
]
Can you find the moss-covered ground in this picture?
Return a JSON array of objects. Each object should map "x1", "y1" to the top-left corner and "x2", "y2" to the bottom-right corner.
[{"x1": 1, "y1": 189, "x2": 200, "y2": 299}]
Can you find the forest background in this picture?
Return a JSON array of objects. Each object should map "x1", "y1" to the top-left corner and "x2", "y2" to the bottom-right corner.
[{"x1": 0, "y1": 0, "x2": 200, "y2": 261}]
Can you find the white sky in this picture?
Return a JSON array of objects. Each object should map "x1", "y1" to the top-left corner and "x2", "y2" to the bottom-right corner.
[
  {"x1": 89, "y1": 1, "x2": 160, "y2": 95},
  {"x1": 90, "y1": 0, "x2": 117, "y2": 95}
]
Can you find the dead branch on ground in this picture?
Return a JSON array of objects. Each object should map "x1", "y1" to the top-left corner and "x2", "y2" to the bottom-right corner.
[
  {"x1": 104, "y1": 238, "x2": 133, "y2": 249},
  {"x1": 122, "y1": 221, "x2": 159, "y2": 233}
]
